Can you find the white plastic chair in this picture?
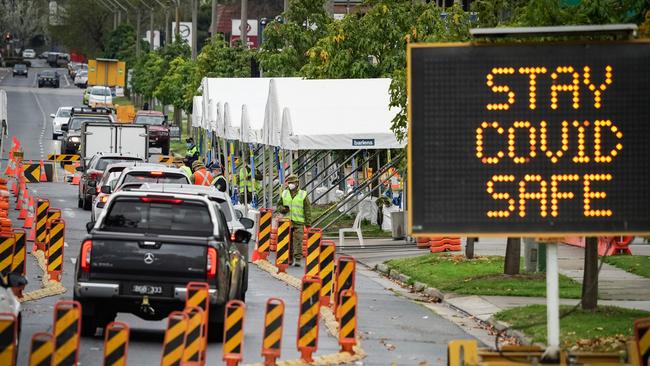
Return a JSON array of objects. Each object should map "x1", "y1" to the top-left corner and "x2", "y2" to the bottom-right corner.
[{"x1": 339, "y1": 211, "x2": 364, "y2": 248}]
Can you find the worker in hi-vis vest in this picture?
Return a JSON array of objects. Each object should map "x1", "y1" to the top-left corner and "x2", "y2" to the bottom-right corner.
[
  {"x1": 210, "y1": 164, "x2": 228, "y2": 193},
  {"x1": 277, "y1": 174, "x2": 311, "y2": 267},
  {"x1": 190, "y1": 160, "x2": 214, "y2": 186}
]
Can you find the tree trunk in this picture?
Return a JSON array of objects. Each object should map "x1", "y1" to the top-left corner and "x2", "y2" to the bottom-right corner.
[
  {"x1": 465, "y1": 237, "x2": 476, "y2": 259},
  {"x1": 581, "y1": 237, "x2": 599, "y2": 311},
  {"x1": 173, "y1": 106, "x2": 181, "y2": 132},
  {"x1": 504, "y1": 237, "x2": 521, "y2": 275}
]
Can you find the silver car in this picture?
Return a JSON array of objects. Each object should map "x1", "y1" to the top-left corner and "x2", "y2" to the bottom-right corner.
[{"x1": 50, "y1": 106, "x2": 72, "y2": 139}]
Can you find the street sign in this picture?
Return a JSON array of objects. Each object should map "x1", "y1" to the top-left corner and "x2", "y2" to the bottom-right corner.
[{"x1": 407, "y1": 41, "x2": 650, "y2": 236}]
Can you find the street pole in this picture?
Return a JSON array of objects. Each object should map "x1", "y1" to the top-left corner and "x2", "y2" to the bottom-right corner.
[
  {"x1": 149, "y1": 10, "x2": 155, "y2": 50},
  {"x1": 582, "y1": 237, "x2": 599, "y2": 310},
  {"x1": 284, "y1": 0, "x2": 289, "y2": 12},
  {"x1": 136, "y1": 8, "x2": 141, "y2": 56},
  {"x1": 165, "y1": 9, "x2": 170, "y2": 46},
  {"x1": 544, "y1": 242, "x2": 560, "y2": 360},
  {"x1": 211, "y1": 0, "x2": 218, "y2": 35},
  {"x1": 175, "y1": 0, "x2": 180, "y2": 39},
  {"x1": 241, "y1": 0, "x2": 248, "y2": 49},
  {"x1": 191, "y1": 0, "x2": 198, "y2": 59}
]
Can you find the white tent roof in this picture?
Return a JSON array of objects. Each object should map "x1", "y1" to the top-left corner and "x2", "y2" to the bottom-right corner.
[
  {"x1": 191, "y1": 96, "x2": 203, "y2": 128},
  {"x1": 268, "y1": 78, "x2": 403, "y2": 150}
]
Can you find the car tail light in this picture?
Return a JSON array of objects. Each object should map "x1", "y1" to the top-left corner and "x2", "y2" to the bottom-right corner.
[
  {"x1": 81, "y1": 240, "x2": 92, "y2": 272},
  {"x1": 89, "y1": 172, "x2": 102, "y2": 180},
  {"x1": 230, "y1": 232, "x2": 236, "y2": 241},
  {"x1": 150, "y1": 171, "x2": 164, "y2": 176},
  {"x1": 96, "y1": 186, "x2": 101, "y2": 193},
  {"x1": 207, "y1": 247, "x2": 217, "y2": 279},
  {"x1": 99, "y1": 195, "x2": 109, "y2": 203},
  {"x1": 140, "y1": 197, "x2": 183, "y2": 204}
]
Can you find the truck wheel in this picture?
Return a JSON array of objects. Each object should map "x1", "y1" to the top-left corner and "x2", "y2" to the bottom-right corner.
[
  {"x1": 207, "y1": 321, "x2": 224, "y2": 342},
  {"x1": 77, "y1": 197, "x2": 83, "y2": 208}
]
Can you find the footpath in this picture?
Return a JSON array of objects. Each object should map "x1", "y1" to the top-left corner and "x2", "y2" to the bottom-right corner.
[{"x1": 340, "y1": 237, "x2": 650, "y2": 339}]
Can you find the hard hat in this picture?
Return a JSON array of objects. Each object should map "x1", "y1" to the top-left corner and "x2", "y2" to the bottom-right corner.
[
  {"x1": 191, "y1": 160, "x2": 203, "y2": 170},
  {"x1": 285, "y1": 174, "x2": 299, "y2": 183}
]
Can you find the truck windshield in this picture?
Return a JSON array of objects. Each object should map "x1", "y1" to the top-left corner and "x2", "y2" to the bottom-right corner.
[
  {"x1": 101, "y1": 197, "x2": 215, "y2": 236},
  {"x1": 68, "y1": 117, "x2": 111, "y2": 131},
  {"x1": 134, "y1": 116, "x2": 165, "y2": 125}
]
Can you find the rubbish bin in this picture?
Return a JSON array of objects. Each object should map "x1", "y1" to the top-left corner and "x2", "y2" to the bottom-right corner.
[{"x1": 391, "y1": 211, "x2": 405, "y2": 240}]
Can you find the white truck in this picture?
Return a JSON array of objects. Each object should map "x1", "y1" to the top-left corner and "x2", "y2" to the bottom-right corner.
[{"x1": 81, "y1": 122, "x2": 149, "y2": 159}]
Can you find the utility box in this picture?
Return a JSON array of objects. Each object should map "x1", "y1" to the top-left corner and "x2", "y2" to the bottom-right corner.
[
  {"x1": 523, "y1": 238, "x2": 539, "y2": 273},
  {"x1": 391, "y1": 211, "x2": 405, "y2": 240}
]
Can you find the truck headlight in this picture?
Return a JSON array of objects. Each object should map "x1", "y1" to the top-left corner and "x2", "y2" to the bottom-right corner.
[{"x1": 70, "y1": 136, "x2": 80, "y2": 143}]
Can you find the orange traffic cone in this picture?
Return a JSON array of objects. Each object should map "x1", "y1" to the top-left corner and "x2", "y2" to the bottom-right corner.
[
  {"x1": 71, "y1": 174, "x2": 80, "y2": 185},
  {"x1": 39, "y1": 160, "x2": 47, "y2": 182},
  {"x1": 23, "y1": 202, "x2": 34, "y2": 229},
  {"x1": 18, "y1": 193, "x2": 28, "y2": 220},
  {"x1": 28, "y1": 224, "x2": 35, "y2": 242}
]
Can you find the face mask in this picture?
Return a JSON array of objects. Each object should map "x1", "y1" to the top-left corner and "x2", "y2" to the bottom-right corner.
[
  {"x1": 288, "y1": 183, "x2": 297, "y2": 190},
  {"x1": 186, "y1": 143, "x2": 192, "y2": 148}
]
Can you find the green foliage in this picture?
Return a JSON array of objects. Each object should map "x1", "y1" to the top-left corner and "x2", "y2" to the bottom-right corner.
[
  {"x1": 386, "y1": 254, "x2": 582, "y2": 298},
  {"x1": 602, "y1": 255, "x2": 650, "y2": 278},
  {"x1": 130, "y1": 52, "x2": 164, "y2": 100},
  {"x1": 155, "y1": 56, "x2": 197, "y2": 112},
  {"x1": 495, "y1": 305, "x2": 650, "y2": 352},
  {"x1": 49, "y1": 0, "x2": 112, "y2": 57},
  {"x1": 103, "y1": 24, "x2": 139, "y2": 67},
  {"x1": 258, "y1": 0, "x2": 332, "y2": 76}
]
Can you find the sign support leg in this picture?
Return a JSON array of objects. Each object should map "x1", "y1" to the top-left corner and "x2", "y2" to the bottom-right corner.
[{"x1": 544, "y1": 242, "x2": 560, "y2": 361}]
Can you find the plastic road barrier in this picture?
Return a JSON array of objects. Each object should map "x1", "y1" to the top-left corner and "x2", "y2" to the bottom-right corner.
[
  {"x1": 182, "y1": 306, "x2": 205, "y2": 365},
  {"x1": 261, "y1": 298, "x2": 285, "y2": 366},
  {"x1": 0, "y1": 312, "x2": 18, "y2": 366},
  {"x1": 0, "y1": 233, "x2": 15, "y2": 276},
  {"x1": 318, "y1": 240, "x2": 336, "y2": 306},
  {"x1": 47, "y1": 219, "x2": 65, "y2": 282},
  {"x1": 28, "y1": 332, "x2": 54, "y2": 366},
  {"x1": 333, "y1": 256, "x2": 356, "y2": 318},
  {"x1": 185, "y1": 281, "x2": 210, "y2": 358},
  {"x1": 337, "y1": 289, "x2": 358, "y2": 354},
  {"x1": 11, "y1": 229, "x2": 26, "y2": 276},
  {"x1": 275, "y1": 218, "x2": 291, "y2": 273},
  {"x1": 103, "y1": 322, "x2": 130, "y2": 366},
  {"x1": 223, "y1": 300, "x2": 246, "y2": 366},
  {"x1": 297, "y1": 276, "x2": 322, "y2": 362},
  {"x1": 305, "y1": 228, "x2": 322, "y2": 277},
  {"x1": 34, "y1": 199, "x2": 50, "y2": 250},
  {"x1": 160, "y1": 311, "x2": 188, "y2": 366},
  {"x1": 257, "y1": 208, "x2": 273, "y2": 260},
  {"x1": 53, "y1": 300, "x2": 81, "y2": 366},
  {"x1": 635, "y1": 317, "x2": 650, "y2": 366}
]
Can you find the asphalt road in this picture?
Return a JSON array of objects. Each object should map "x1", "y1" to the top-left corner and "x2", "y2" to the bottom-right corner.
[{"x1": 1, "y1": 67, "x2": 478, "y2": 365}]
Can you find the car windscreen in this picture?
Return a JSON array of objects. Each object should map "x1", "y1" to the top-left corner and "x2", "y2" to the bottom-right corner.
[
  {"x1": 134, "y1": 116, "x2": 164, "y2": 125},
  {"x1": 101, "y1": 197, "x2": 215, "y2": 236},
  {"x1": 57, "y1": 109, "x2": 71, "y2": 118},
  {"x1": 96, "y1": 158, "x2": 142, "y2": 171},
  {"x1": 68, "y1": 117, "x2": 111, "y2": 131},
  {"x1": 123, "y1": 172, "x2": 188, "y2": 185},
  {"x1": 40, "y1": 71, "x2": 56, "y2": 77},
  {"x1": 91, "y1": 87, "x2": 111, "y2": 96},
  {"x1": 14, "y1": 64, "x2": 26, "y2": 70}
]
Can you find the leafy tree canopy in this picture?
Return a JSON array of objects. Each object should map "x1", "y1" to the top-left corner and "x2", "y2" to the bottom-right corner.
[{"x1": 155, "y1": 56, "x2": 197, "y2": 112}]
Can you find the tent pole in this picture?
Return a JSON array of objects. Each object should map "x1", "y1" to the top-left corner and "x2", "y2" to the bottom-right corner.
[
  {"x1": 262, "y1": 145, "x2": 267, "y2": 208},
  {"x1": 305, "y1": 150, "x2": 359, "y2": 196}
]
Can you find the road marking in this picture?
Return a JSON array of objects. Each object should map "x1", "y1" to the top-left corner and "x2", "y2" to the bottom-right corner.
[
  {"x1": 70, "y1": 258, "x2": 76, "y2": 265},
  {"x1": 31, "y1": 91, "x2": 48, "y2": 159},
  {"x1": 63, "y1": 73, "x2": 70, "y2": 87}
]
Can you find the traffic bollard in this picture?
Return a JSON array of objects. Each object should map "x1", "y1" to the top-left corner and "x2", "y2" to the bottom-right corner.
[
  {"x1": 53, "y1": 300, "x2": 81, "y2": 366},
  {"x1": 28, "y1": 332, "x2": 54, "y2": 366},
  {"x1": 297, "y1": 276, "x2": 322, "y2": 363},
  {"x1": 257, "y1": 208, "x2": 273, "y2": 260},
  {"x1": 318, "y1": 240, "x2": 336, "y2": 306},
  {"x1": 334, "y1": 256, "x2": 356, "y2": 318},
  {"x1": 160, "y1": 311, "x2": 189, "y2": 366},
  {"x1": 185, "y1": 281, "x2": 210, "y2": 357},
  {"x1": 0, "y1": 312, "x2": 18, "y2": 366},
  {"x1": 275, "y1": 218, "x2": 291, "y2": 273},
  {"x1": 11, "y1": 229, "x2": 26, "y2": 276},
  {"x1": 634, "y1": 317, "x2": 650, "y2": 366},
  {"x1": 305, "y1": 228, "x2": 322, "y2": 277},
  {"x1": 261, "y1": 298, "x2": 285, "y2": 366},
  {"x1": 182, "y1": 306, "x2": 205, "y2": 366},
  {"x1": 337, "y1": 289, "x2": 358, "y2": 354},
  {"x1": 103, "y1": 322, "x2": 130, "y2": 366},
  {"x1": 46, "y1": 219, "x2": 65, "y2": 282},
  {"x1": 0, "y1": 233, "x2": 15, "y2": 277},
  {"x1": 33, "y1": 199, "x2": 49, "y2": 250},
  {"x1": 223, "y1": 300, "x2": 246, "y2": 366}
]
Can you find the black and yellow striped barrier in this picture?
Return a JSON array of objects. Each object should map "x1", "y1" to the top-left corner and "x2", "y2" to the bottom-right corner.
[
  {"x1": 161, "y1": 311, "x2": 188, "y2": 366},
  {"x1": 447, "y1": 339, "x2": 478, "y2": 366},
  {"x1": 47, "y1": 154, "x2": 80, "y2": 162},
  {"x1": 305, "y1": 228, "x2": 322, "y2": 277},
  {"x1": 223, "y1": 300, "x2": 246, "y2": 366},
  {"x1": 257, "y1": 208, "x2": 272, "y2": 260},
  {"x1": 53, "y1": 300, "x2": 81, "y2": 366},
  {"x1": 0, "y1": 313, "x2": 17, "y2": 366},
  {"x1": 0, "y1": 233, "x2": 15, "y2": 277},
  {"x1": 337, "y1": 289, "x2": 358, "y2": 354},
  {"x1": 11, "y1": 229, "x2": 26, "y2": 276},
  {"x1": 319, "y1": 240, "x2": 336, "y2": 306},
  {"x1": 34, "y1": 199, "x2": 49, "y2": 251},
  {"x1": 334, "y1": 256, "x2": 356, "y2": 319},
  {"x1": 275, "y1": 218, "x2": 291, "y2": 273},
  {"x1": 635, "y1": 317, "x2": 650, "y2": 366},
  {"x1": 185, "y1": 281, "x2": 209, "y2": 356},
  {"x1": 22, "y1": 163, "x2": 41, "y2": 183},
  {"x1": 28, "y1": 332, "x2": 54, "y2": 366},
  {"x1": 261, "y1": 298, "x2": 284, "y2": 366},
  {"x1": 46, "y1": 219, "x2": 65, "y2": 282},
  {"x1": 158, "y1": 156, "x2": 181, "y2": 165},
  {"x1": 297, "y1": 276, "x2": 322, "y2": 363},
  {"x1": 182, "y1": 306, "x2": 205, "y2": 365},
  {"x1": 48, "y1": 208, "x2": 62, "y2": 224},
  {"x1": 103, "y1": 322, "x2": 130, "y2": 366}
]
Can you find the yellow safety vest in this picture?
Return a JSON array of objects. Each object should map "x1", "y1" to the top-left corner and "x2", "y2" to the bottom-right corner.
[{"x1": 282, "y1": 189, "x2": 307, "y2": 224}]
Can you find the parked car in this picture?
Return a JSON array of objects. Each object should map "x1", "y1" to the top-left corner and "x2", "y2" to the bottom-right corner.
[
  {"x1": 88, "y1": 86, "x2": 113, "y2": 108},
  {"x1": 74, "y1": 70, "x2": 88, "y2": 88},
  {"x1": 75, "y1": 190, "x2": 250, "y2": 337},
  {"x1": 12, "y1": 63, "x2": 27, "y2": 77},
  {"x1": 133, "y1": 111, "x2": 170, "y2": 155},
  {"x1": 37, "y1": 70, "x2": 60, "y2": 88},
  {"x1": 77, "y1": 153, "x2": 144, "y2": 210},
  {"x1": 22, "y1": 49, "x2": 36, "y2": 59},
  {"x1": 50, "y1": 106, "x2": 73, "y2": 139}
]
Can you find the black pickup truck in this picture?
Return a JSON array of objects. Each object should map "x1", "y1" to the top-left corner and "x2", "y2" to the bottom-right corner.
[{"x1": 74, "y1": 190, "x2": 250, "y2": 338}]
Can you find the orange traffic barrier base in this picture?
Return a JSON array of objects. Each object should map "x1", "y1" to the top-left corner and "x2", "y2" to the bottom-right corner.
[
  {"x1": 563, "y1": 236, "x2": 634, "y2": 256},
  {"x1": 430, "y1": 237, "x2": 462, "y2": 253}
]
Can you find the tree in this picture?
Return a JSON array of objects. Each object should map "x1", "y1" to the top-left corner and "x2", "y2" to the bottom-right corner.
[
  {"x1": 131, "y1": 52, "x2": 164, "y2": 101},
  {"x1": 103, "y1": 24, "x2": 139, "y2": 67},
  {"x1": 0, "y1": 0, "x2": 48, "y2": 50},
  {"x1": 258, "y1": 0, "x2": 332, "y2": 76},
  {"x1": 49, "y1": 0, "x2": 112, "y2": 57},
  {"x1": 155, "y1": 56, "x2": 197, "y2": 113}
]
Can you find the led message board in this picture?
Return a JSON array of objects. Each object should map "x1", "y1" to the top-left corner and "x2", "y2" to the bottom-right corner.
[{"x1": 408, "y1": 42, "x2": 650, "y2": 235}]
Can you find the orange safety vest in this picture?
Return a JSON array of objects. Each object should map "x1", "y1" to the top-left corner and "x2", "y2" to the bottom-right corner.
[{"x1": 193, "y1": 168, "x2": 214, "y2": 186}]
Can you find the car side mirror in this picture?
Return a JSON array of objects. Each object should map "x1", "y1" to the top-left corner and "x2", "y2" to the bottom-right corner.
[
  {"x1": 235, "y1": 210, "x2": 243, "y2": 220},
  {"x1": 100, "y1": 185, "x2": 111, "y2": 194},
  {"x1": 75, "y1": 166, "x2": 84, "y2": 172},
  {"x1": 239, "y1": 217, "x2": 254, "y2": 229},
  {"x1": 86, "y1": 222, "x2": 94, "y2": 233},
  {"x1": 61, "y1": 124, "x2": 68, "y2": 132},
  {"x1": 87, "y1": 180, "x2": 96, "y2": 187},
  {"x1": 233, "y1": 229, "x2": 252, "y2": 244},
  {"x1": 50, "y1": 113, "x2": 55, "y2": 118}
]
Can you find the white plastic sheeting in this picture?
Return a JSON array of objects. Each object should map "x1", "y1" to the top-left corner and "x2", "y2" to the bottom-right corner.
[
  {"x1": 191, "y1": 96, "x2": 203, "y2": 127},
  {"x1": 194, "y1": 77, "x2": 404, "y2": 150}
]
